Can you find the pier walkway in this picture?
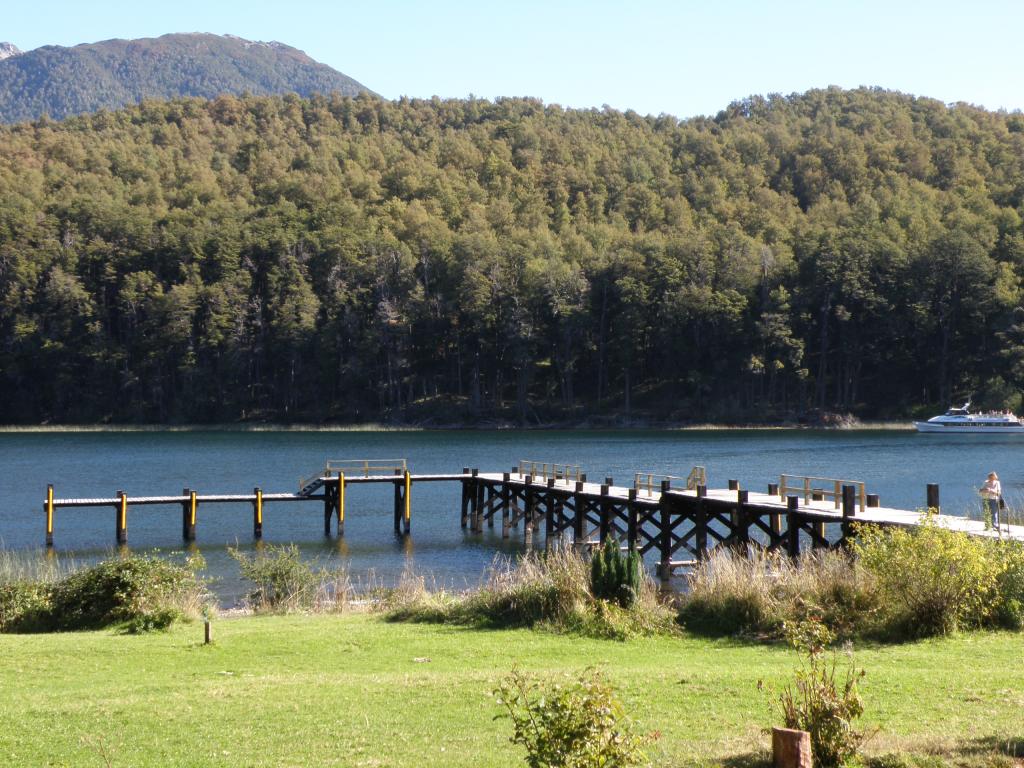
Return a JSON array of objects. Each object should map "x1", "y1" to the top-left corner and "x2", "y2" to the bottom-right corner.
[{"x1": 41, "y1": 459, "x2": 1023, "y2": 574}]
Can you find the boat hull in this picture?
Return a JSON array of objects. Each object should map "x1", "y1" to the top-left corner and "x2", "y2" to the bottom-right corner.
[{"x1": 914, "y1": 421, "x2": 1024, "y2": 433}]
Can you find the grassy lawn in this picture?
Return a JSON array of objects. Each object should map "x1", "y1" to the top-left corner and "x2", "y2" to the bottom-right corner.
[{"x1": 1, "y1": 613, "x2": 1022, "y2": 767}]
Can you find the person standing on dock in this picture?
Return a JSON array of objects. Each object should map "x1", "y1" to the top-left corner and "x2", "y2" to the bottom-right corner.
[{"x1": 979, "y1": 471, "x2": 1002, "y2": 530}]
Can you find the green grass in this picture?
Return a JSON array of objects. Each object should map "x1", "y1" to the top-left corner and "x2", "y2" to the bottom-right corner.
[{"x1": 0, "y1": 614, "x2": 1021, "y2": 766}]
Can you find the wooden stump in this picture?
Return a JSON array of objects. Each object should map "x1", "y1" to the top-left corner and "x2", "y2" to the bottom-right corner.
[{"x1": 772, "y1": 727, "x2": 812, "y2": 768}]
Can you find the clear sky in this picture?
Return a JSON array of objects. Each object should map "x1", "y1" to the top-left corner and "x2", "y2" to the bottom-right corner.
[{"x1": 4, "y1": 0, "x2": 1022, "y2": 118}]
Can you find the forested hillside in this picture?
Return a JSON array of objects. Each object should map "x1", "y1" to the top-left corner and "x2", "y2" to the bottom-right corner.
[
  {"x1": 0, "y1": 34, "x2": 371, "y2": 123},
  {"x1": 1, "y1": 88, "x2": 1023, "y2": 424}
]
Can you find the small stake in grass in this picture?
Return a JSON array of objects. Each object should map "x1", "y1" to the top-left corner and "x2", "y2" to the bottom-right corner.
[{"x1": 204, "y1": 619, "x2": 212, "y2": 645}]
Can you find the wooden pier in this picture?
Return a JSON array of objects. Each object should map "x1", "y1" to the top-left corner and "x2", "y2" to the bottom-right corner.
[{"x1": 41, "y1": 459, "x2": 1024, "y2": 573}]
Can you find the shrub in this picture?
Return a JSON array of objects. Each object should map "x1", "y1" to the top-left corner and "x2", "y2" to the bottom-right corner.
[
  {"x1": 762, "y1": 619, "x2": 866, "y2": 767},
  {"x1": 46, "y1": 554, "x2": 208, "y2": 632},
  {"x1": 0, "y1": 580, "x2": 53, "y2": 632},
  {"x1": 230, "y1": 544, "x2": 319, "y2": 611},
  {"x1": 853, "y1": 516, "x2": 1002, "y2": 636},
  {"x1": 590, "y1": 538, "x2": 643, "y2": 608},
  {"x1": 229, "y1": 544, "x2": 349, "y2": 612},
  {"x1": 991, "y1": 541, "x2": 1024, "y2": 629},
  {"x1": 494, "y1": 667, "x2": 654, "y2": 767}
]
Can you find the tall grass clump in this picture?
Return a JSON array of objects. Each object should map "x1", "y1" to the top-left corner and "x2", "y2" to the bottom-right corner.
[
  {"x1": 385, "y1": 545, "x2": 676, "y2": 639},
  {"x1": 0, "y1": 553, "x2": 210, "y2": 633},
  {"x1": 229, "y1": 544, "x2": 350, "y2": 612},
  {"x1": 679, "y1": 547, "x2": 878, "y2": 640}
]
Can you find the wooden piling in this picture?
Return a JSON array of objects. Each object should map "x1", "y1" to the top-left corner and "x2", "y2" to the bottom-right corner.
[
  {"x1": 786, "y1": 496, "x2": 800, "y2": 557},
  {"x1": 116, "y1": 490, "x2": 128, "y2": 544},
  {"x1": 501, "y1": 473, "x2": 511, "y2": 538},
  {"x1": 927, "y1": 483, "x2": 940, "y2": 512},
  {"x1": 474, "y1": 473, "x2": 485, "y2": 533},
  {"x1": 403, "y1": 470, "x2": 411, "y2": 534},
  {"x1": 338, "y1": 473, "x2": 346, "y2": 536},
  {"x1": 841, "y1": 484, "x2": 856, "y2": 539},
  {"x1": 253, "y1": 487, "x2": 263, "y2": 539},
  {"x1": 735, "y1": 489, "x2": 750, "y2": 548},
  {"x1": 185, "y1": 490, "x2": 197, "y2": 541},
  {"x1": 658, "y1": 480, "x2": 672, "y2": 579},
  {"x1": 460, "y1": 471, "x2": 471, "y2": 529},
  {"x1": 323, "y1": 480, "x2": 335, "y2": 536},
  {"x1": 695, "y1": 485, "x2": 708, "y2": 558},
  {"x1": 393, "y1": 469, "x2": 403, "y2": 534},
  {"x1": 45, "y1": 484, "x2": 54, "y2": 547},
  {"x1": 627, "y1": 488, "x2": 638, "y2": 550},
  {"x1": 181, "y1": 487, "x2": 191, "y2": 540}
]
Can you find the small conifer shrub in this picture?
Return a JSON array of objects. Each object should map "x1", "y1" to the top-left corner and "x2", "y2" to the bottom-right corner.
[{"x1": 590, "y1": 538, "x2": 643, "y2": 608}]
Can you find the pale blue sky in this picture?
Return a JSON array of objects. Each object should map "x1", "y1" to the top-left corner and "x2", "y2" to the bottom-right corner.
[{"x1": 4, "y1": 0, "x2": 1022, "y2": 118}]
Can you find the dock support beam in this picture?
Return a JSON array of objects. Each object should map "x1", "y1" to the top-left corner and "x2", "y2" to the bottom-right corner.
[
  {"x1": 253, "y1": 487, "x2": 263, "y2": 539},
  {"x1": 338, "y1": 473, "x2": 346, "y2": 536},
  {"x1": 181, "y1": 488, "x2": 191, "y2": 540},
  {"x1": 786, "y1": 496, "x2": 800, "y2": 557},
  {"x1": 45, "y1": 484, "x2": 54, "y2": 548},
  {"x1": 926, "y1": 483, "x2": 940, "y2": 513},
  {"x1": 695, "y1": 485, "x2": 708, "y2": 559},
  {"x1": 735, "y1": 489, "x2": 750, "y2": 550},
  {"x1": 460, "y1": 468, "x2": 471, "y2": 529},
  {"x1": 841, "y1": 484, "x2": 856, "y2": 541},
  {"x1": 501, "y1": 474, "x2": 511, "y2": 538},
  {"x1": 658, "y1": 480, "x2": 672, "y2": 580},
  {"x1": 184, "y1": 490, "x2": 197, "y2": 541},
  {"x1": 116, "y1": 490, "x2": 128, "y2": 544}
]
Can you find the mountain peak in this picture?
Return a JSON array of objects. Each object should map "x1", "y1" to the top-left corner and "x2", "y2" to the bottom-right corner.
[{"x1": 0, "y1": 33, "x2": 372, "y2": 123}]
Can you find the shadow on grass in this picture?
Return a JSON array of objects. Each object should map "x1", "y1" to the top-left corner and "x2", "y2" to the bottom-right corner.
[
  {"x1": 719, "y1": 750, "x2": 772, "y2": 768},
  {"x1": 863, "y1": 736, "x2": 1024, "y2": 768},
  {"x1": 959, "y1": 735, "x2": 1024, "y2": 759}
]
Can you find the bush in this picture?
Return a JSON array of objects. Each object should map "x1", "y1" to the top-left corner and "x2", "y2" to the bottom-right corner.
[
  {"x1": 590, "y1": 538, "x2": 643, "y2": 608},
  {"x1": 763, "y1": 620, "x2": 866, "y2": 767},
  {"x1": 0, "y1": 580, "x2": 53, "y2": 632},
  {"x1": 46, "y1": 554, "x2": 208, "y2": 632},
  {"x1": 494, "y1": 667, "x2": 654, "y2": 767},
  {"x1": 230, "y1": 544, "x2": 349, "y2": 612},
  {"x1": 853, "y1": 516, "x2": 1002, "y2": 636}
]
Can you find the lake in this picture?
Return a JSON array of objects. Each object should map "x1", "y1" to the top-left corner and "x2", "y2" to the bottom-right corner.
[{"x1": 0, "y1": 428, "x2": 1019, "y2": 602}]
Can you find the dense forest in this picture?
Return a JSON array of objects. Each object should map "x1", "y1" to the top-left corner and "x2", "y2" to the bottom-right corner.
[
  {"x1": 1, "y1": 88, "x2": 1023, "y2": 424},
  {"x1": 0, "y1": 34, "x2": 371, "y2": 123}
]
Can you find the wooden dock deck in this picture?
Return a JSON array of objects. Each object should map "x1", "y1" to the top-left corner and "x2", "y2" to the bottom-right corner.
[{"x1": 41, "y1": 461, "x2": 1023, "y2": 572}]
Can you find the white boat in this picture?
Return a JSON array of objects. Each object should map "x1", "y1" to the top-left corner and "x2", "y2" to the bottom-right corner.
[{"x1": 914, "y1": 402, "x2": 1024, "y2": 433}]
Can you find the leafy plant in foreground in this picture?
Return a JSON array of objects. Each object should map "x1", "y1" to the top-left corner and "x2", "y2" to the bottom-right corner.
[
  {"x1": 494, "y1": 666, "x2": 654, "y2": 767},
  {"x1": 761, "y1": 619, "x2": 866, "y2": 767}
]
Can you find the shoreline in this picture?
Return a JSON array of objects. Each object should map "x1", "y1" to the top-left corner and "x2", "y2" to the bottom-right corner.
[{"x1": 0, "y1": 420, "x2": 917, "y2": 433}]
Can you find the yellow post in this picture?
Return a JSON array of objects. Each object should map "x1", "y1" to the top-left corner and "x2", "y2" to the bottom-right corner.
[
  {"x1": 190, "y1": 491, "x2": 197, "y2": 527},
  {"x1": 116, "y1": 491, "x2": 128, "y2": 544},
  {"x1": 46, "y1": 484, "x2": 54, "y2": 546},
  {"x1": 256, "y1": 488, "x2": 263, "y2": 525},
  {"x1": 404, "y1": 470, "x2": 411, "y2": 523},
  {"x1": 338, "y1": 472, "x2": 346, "y2": 524}
]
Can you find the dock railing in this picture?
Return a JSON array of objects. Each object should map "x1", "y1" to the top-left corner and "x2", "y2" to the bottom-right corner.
[
  {"x1": 517, "y1": 461, "x2": 583, "y2": 482},
  {"x1": 779, "y1": 473, "x2": 866, "y2": 513},
  {"x1": 300, "y1": 459, "x2": 408, "y2": 492},
  {"x1": 633, "y1": 466, "x2": 706, "y2": 497}
]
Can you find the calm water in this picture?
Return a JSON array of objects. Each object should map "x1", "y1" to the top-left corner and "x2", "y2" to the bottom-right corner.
[{"x1": 0, "y1": 429, "x2": 1019, "y2": 602}]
